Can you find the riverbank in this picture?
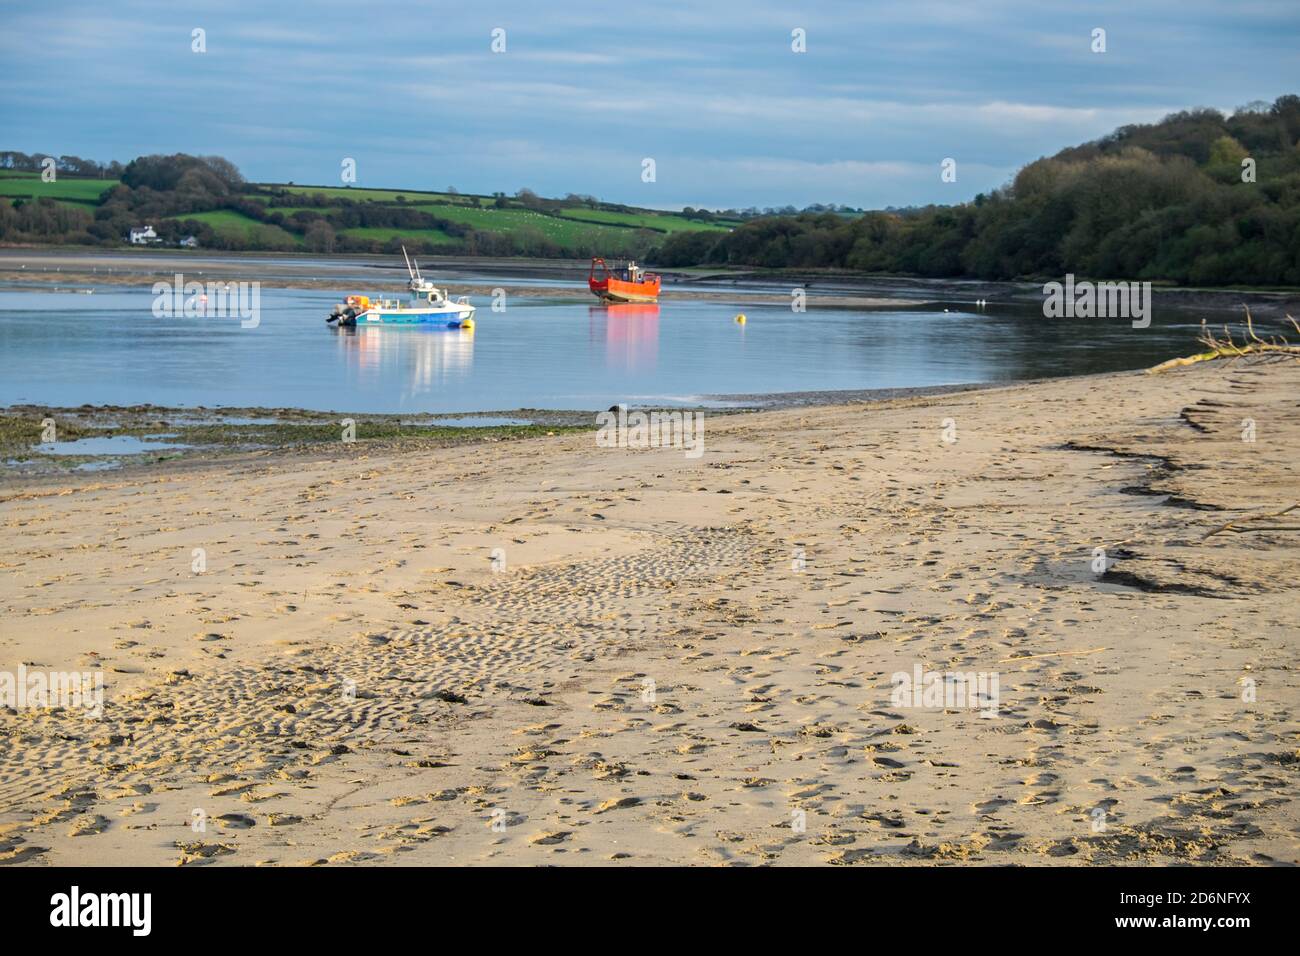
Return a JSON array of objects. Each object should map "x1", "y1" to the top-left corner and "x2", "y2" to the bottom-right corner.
[
  {"x1": 4, "y1": 248, "x2": 1298, "y2": 314},
  {"x1": 0, "y1": 404, "x2": 597, "y2": 478},
  {"x1": 0, "y1": 249, "x2": 917, "y2": 308},
  {"x1": 1, "y1": 357, "x2": 1296, "y2": 866},
  {"x1": 0, "y1": 384, "x2": 1013, "y2": 478}
]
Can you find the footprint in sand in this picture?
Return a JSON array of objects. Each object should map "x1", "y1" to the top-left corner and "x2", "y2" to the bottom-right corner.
[{"x1": 67, "y1": 815, "x2": 111, "y2": 837}]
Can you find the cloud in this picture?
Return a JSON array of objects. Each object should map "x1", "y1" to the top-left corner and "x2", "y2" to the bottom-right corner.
[{"x1": 2, "y1": 0, "x2": 1296, "y2": 207}]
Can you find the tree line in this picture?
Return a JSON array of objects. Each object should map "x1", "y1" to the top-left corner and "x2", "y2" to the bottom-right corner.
[
  {"x1": 652, "y1": 95, "x2": 1300, "y2": 287},
  {"x1": 0, "y1": 151, "x2": 124, "y2": 178}
]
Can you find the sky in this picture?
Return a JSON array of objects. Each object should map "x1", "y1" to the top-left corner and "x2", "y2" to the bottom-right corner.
[{"x1": 2, "y1": 1, "x2": 1298, "y2": 210}]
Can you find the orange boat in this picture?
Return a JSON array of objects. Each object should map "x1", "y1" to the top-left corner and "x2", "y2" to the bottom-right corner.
[{"x1": 588, "y1": 257, "x2": 661, "y2": 303}]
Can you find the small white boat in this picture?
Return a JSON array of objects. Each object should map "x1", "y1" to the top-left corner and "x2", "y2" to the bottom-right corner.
[{"x1": 328, "y1": 248, "x2": 476, "y2": 328}]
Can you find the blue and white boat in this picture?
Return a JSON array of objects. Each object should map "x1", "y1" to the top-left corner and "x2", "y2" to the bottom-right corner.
[{"x1": 328, "y1": 247, "x2": 476, "y2": 328}]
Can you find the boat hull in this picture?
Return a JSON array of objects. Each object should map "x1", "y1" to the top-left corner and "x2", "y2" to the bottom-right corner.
[
  {"x1": 590, "y1": 278, "x2": 660, "y2": 303},
  {"x1": 588, "y1": 257, "x2": 660, "y2": 304},
  {"x1": 358, "y1": 306, "x2": 476, "y2": 326},
  {"x1": 593, "y1": 288, "x2": 659, "y2": 304}
]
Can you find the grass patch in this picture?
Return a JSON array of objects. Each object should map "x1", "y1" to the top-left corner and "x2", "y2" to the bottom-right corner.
[
  {"x1": 235, "y1": 182, "x2": 741, "y2": 252},
  {"x1": 270, "y1": 184, "x2": 476, "y2": 205},
  {"x1": 0, "y1": 171, "x2": 737, "y2": 257},
  {"x1": 338, "y1": 226, "x2": 456, "y2": 245},
  {"x1": 0, "y1": 176, "x2": 117, "y2": 202},
  {"x1": 167, "y1": 210, "x2": 302, "y2": 247},
  {"x1": 409, "y1": 204, "x2": 652, "y2": 247},
  {"x1": 557, "y1": 208, "x2": 736, "y2": 233}
]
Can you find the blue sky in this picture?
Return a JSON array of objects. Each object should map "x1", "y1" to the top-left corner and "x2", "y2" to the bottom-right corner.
[{"x1": 3, "y1": 1, "x2": 1297, "y2": 210}]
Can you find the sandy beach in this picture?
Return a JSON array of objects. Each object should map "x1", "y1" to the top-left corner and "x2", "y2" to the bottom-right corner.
[{"x1": 1, "y1": 357, "x2": 1297, "y2": 867}]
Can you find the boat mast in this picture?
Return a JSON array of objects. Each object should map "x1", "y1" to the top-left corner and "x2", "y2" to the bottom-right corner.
[{"x1": 401, "y1": 245, "x2": 419, "y2": 282}]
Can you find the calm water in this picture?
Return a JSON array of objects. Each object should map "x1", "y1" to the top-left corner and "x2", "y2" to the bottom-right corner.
[{"x1": 0, "y1": 284, "x2": 1218, "y2": 413}]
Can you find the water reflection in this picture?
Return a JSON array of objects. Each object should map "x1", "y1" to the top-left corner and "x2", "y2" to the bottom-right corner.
[
  {"x1": 589, "y1": 304, "x2": 659, "y2": 372},
  {"x1": 0, "y1": 286, "x2": 1241, "y2": 413},
  {"x1": 333, "y1": 325, "x2": 474, "y2": 401}
]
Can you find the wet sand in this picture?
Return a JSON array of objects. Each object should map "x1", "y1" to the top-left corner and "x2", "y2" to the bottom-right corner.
[{"x1": 0, "y1": 357, "x2": 1297, "y2": 866}]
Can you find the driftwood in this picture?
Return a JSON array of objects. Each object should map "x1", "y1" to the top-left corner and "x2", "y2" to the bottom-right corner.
[
  {"x1": 1147, "y1": 308, "x2": 1300, "y2": 373},
  {"x1": 1203, "y1": 504, "x2": 1300, "y2": 539}
]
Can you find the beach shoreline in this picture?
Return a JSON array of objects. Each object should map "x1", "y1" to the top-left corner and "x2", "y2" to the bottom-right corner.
[
  {"x1": 1, "y1": 357, "x2": 1296, "y2": 866},
  {"x1": 0, "y1": 375, "x2": 1127, "y2": 480}
]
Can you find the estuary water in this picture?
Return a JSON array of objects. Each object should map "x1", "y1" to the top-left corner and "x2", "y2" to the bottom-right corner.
[{"x1": 0, "y1": 283, "x2": 1220, "y2": 413}]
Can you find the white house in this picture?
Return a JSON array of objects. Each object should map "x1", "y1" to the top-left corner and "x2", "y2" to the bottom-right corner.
[{"x1": 128, "y1": 225, "x2": 158, "y2": 245}]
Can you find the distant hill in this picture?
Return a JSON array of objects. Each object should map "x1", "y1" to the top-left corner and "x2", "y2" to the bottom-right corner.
[
  {"x1": 0, "y1": 154, "x2": 743, "y2": 259},
  {"x1": 4, "y1": 97, "x2": 1299, "y2": 285},
  {"x1": 656, "y1": 94, "x2": 1300, "y2": 287}
]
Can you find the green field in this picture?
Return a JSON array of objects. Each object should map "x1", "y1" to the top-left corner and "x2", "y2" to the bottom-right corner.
[
  {"x1": 557, "y1": 207, "x2": 741, "y2": 233},
  {"x1": 270, "y1": 184, "x2": 475, "y2": 205},
  {"x1": 0, "y1": 174, "x2": 116, "y2": 202},
  {"x1": 408, "y1": 203, "x2": 654, "y2": 246},
  {"x1": 338, "y1": 225, "x2": 456, "y2": 245},
  {"x1": 166, "y1": 209, "x2": 301, "y2": 246},
  {"x1": 1, "y1": 170, "x2": 737, "y2": 254},
  {"x1": 265, "y1": 182, "x2": 735, "y2": 247}
]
